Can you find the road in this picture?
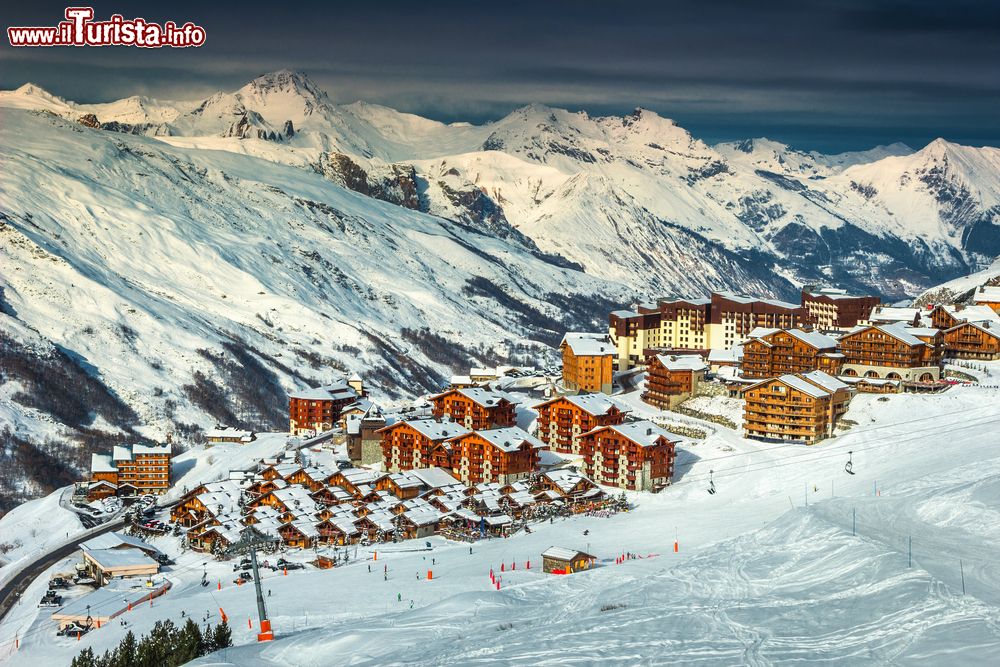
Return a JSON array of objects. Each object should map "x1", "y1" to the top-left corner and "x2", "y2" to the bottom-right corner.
[{"x1": 0, "y1": 516, "x2": 126, "y2": 626}]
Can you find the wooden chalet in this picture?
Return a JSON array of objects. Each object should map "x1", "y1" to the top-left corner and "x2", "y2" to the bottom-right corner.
[
  {"x1": 743, "y1": 370, "x2": 852, "y2": 444},
  {"x1": 560, "y1": 333, "x2": 616, "y2": 394},
  {"x1": 542, "y1": 546, "x2": 596, "y2": 574},
  {"x1": 316, "y1": 516, "x2": 361, "y2": 545},
  {"x1": 378, "y1": 419, "x2": 471, "y2": 472},
  {"x1": 375, "y1": 471, "x2": 426, "y2": 499},
  {"x1": 443, "y1": 427, "x2": 545, "y2": 486},
  {"x1": 288, "y1": 380, "x2": 359, "y2": 436},
  {"x1": 838, "y1": 323, "x2": 943, "y2": 381},
  {"x1": 943, "y1": 320, "x2": 1000, "y2": 360},
  {"x1": 579, "y1": 420, "x2": 685, "y2": 492},
  {"x1": 429, "y1": 388, "x2": 516, "y2": 430},
  {"x1": 740, "y1": 328, "x2": 842, "y2": 380},
  {"x1": 537, "y1": 469, "x2": 603, "y2": 501},
  {"x1": 278, "y1": 521, "x2": 318, "y2": 549},
  {"x1": 641, "y1": 354, "x2": 708, "y2": 409},
  {"x1": 535, "y1": 393, "x2": 628, "y2": 455},
  {"x1": 397, "y1": 509, "x2": 443, "y2": 539}
]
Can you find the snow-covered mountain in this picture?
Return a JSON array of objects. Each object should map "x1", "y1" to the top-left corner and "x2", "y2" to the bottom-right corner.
[
  {"x1": 2, "y1": 70, "x2": 1000, "y2": 506},
  {"x1": 6, "y1": 71, "x2": 998, "y2": 300},
  {"x1": 0, "y1": 108, "x2": 624, "y2": 508}
]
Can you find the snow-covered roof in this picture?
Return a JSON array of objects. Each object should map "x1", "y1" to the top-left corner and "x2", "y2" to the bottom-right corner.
[
  {"x1": 778, "y1": 374, "x2": 833, "y2": 399},
  {"x1": 542, "y1": 546, "x2": 593, "y2": 561},
  {"x1": 408, "y1": 466, "x2": 460, "y2": 489},
  {"x1": 654, "y1": 354, "x2": 708, "y2": 372},
  {"x1": 91, "y1": 453, "x2": 116, "y2": 473},
  {"x1": 402, "y1": 508, "x2": 443, "y2": 527},
  {"x1": 431, "y1": 387, "x2": 511, "y2": 408},
  {"x1": 803, "y1": 287, "x2": 863, "y2": 300},
  {"x1": 948, "y1": 320, "x2": 1000, "y2": 338},
  {"x1": 937, "y1": 304, "x2": 1000, "y2": 324},
  {"x1": 474, "y1": 426, "x2": 546, "y2": 452},
  {"x1": 560, "y1": 332, "x2": 615, "y2": 356},
  {"x1": 845, "y1": 322, "x2": 926, "y2": 347},
  {"x1": 879, "y1": 322, "x2": 927, "y2": 347},
  {"x1": 484, "y1": 514, "x2": 512, "y2": 526},
  {"x1": 868, "y1": 307, "x2": 920, "y2": 323},
  {"x1": 132, "y1": 443, "x2": 171, "y2": 456},
  {"x1": 610, "y1": 309, "x2": 641, "y2": 318},
  {"x1": 659, "y1": 296, "x2": 711, "y2": 307},
  {"x1": 84, "y1": 548, "x2": 159, "y2": 570},
  {"x1": 399, "y1": 418, "x2": 471, "y2": 441},
  {"x1": 587, "y1": 420, "x2": 688, "y2": 448},
  {"x1": 80, "y1": 531, "x2": 161, "y2": 556},
  {"x1": 801, "y1": 370, "x2": 849, "y2": 393},
  {"x1": 708, "y1": 346, "x2": 744, "y2": 363},
  {"x1": 288, "y1": 381, "x2": 358, "y2": 401},
  {"x1": 543, "y1": 469, "x2": 595, "y2": 493},
  {"x1": 540, "y1": 392, "x2": 625, "y2": 416},
  {"x1": 974, "y1": 286, "x2": 1000, "y2": 303},
  {"x1": 713, "y1": 291, "x2": 800, "y2": 310}
]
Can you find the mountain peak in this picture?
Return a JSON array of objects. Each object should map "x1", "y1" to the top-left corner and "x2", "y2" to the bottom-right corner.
[{"x1": 241, "y1": 70, "x2": 329, "y2": 104}]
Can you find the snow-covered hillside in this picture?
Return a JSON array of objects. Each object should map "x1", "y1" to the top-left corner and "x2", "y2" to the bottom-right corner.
[{"x1": 0, "y1": 108, "x2": 624, "y2": 507}]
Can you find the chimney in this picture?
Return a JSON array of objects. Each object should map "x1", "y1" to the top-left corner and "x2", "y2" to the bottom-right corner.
[{"x1": 646, "y1": 428, "x2": 652, "y2": 435}]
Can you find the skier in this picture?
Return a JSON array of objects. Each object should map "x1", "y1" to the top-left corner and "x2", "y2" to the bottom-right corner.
[
  {"x1": 368, "y1": 564, "x2": 371, "y2": 573},
  {"x1": 469, "y1": 547, "x2": 473, "y2": 555},
  {"x1": 268, "y1": 589, "x2": 272, "y2": 597},
  {"x1": 384, "y1": 573, "x2": 387, "y2": 581}
]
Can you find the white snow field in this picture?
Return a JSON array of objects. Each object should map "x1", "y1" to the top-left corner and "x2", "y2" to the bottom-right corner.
[{"x1": 1, "y1": 374, "x2": 999, "y2": 665}]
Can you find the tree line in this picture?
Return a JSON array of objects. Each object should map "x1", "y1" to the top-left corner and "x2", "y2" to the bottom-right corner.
[{"x1": 70, "y1": 618, "x2": 233, "y2": 667}]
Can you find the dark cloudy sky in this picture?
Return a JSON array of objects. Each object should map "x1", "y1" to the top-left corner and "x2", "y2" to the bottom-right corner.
[{"x1": 2, "y1": 0, "x2": 998, "y2": 152}]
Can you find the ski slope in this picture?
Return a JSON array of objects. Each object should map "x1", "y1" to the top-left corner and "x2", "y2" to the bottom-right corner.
[{"x1": 1, "y1": 370, "x2": 999, "y2": 665}]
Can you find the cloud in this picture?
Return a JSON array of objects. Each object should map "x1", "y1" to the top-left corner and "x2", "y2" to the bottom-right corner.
[{"x1": 1, "y1": 0, "x2": 997, "y2": 152}]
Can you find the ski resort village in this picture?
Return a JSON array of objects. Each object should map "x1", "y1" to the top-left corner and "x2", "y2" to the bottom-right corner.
[
  {"x1": 1, "y1": 33, "x2": 1000, "y2": 663},
  {"x1": 2, "y1": 277, "x2": 1000, "y2": 664}
]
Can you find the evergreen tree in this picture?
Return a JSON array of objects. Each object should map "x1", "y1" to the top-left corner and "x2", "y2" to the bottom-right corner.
[
  {"x1": 112, "y1": 630, "x2": 137, "y2": 667},
  {"x1": 71, "y1": 647, "x2": 98, "y2": 667},
  {"x1": 212, "y1": 619, "x2": 233, "y2": 649},
  {"x1": 201, "y1": 622, "x2": 217, "y2": 654},
  {"x1": 175, "y1": 618, "x2": 204, "y2": 663}
]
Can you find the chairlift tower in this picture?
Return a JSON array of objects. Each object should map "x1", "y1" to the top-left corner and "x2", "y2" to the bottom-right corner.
[{"x1": 224, "y1": 526, "x2": 280, "y2": 642}]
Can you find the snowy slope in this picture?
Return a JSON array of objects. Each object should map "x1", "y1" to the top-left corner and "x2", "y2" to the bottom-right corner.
[
  {"x1": 2, "y1": 376, "x2": 999, "y2": 664},
  {"x1": 913, "y1": 256, "x2": 1000, "y2": 306}
]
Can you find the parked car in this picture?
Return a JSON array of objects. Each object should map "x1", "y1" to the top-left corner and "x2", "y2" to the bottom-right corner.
[
  {"x1": 272, "y1": 558, "x2": 305, "y2": 571},
  {"x1": 39, "y1": 590, "x2": 63, "y2": 607},
  {"x1": 233, "y1": 558, "x2": 252, "y2": 572}
]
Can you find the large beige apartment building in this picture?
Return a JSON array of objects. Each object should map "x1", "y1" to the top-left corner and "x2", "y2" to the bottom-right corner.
[{"x1": 608, "y1": 292, "x2": 813, "y2": 371}]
